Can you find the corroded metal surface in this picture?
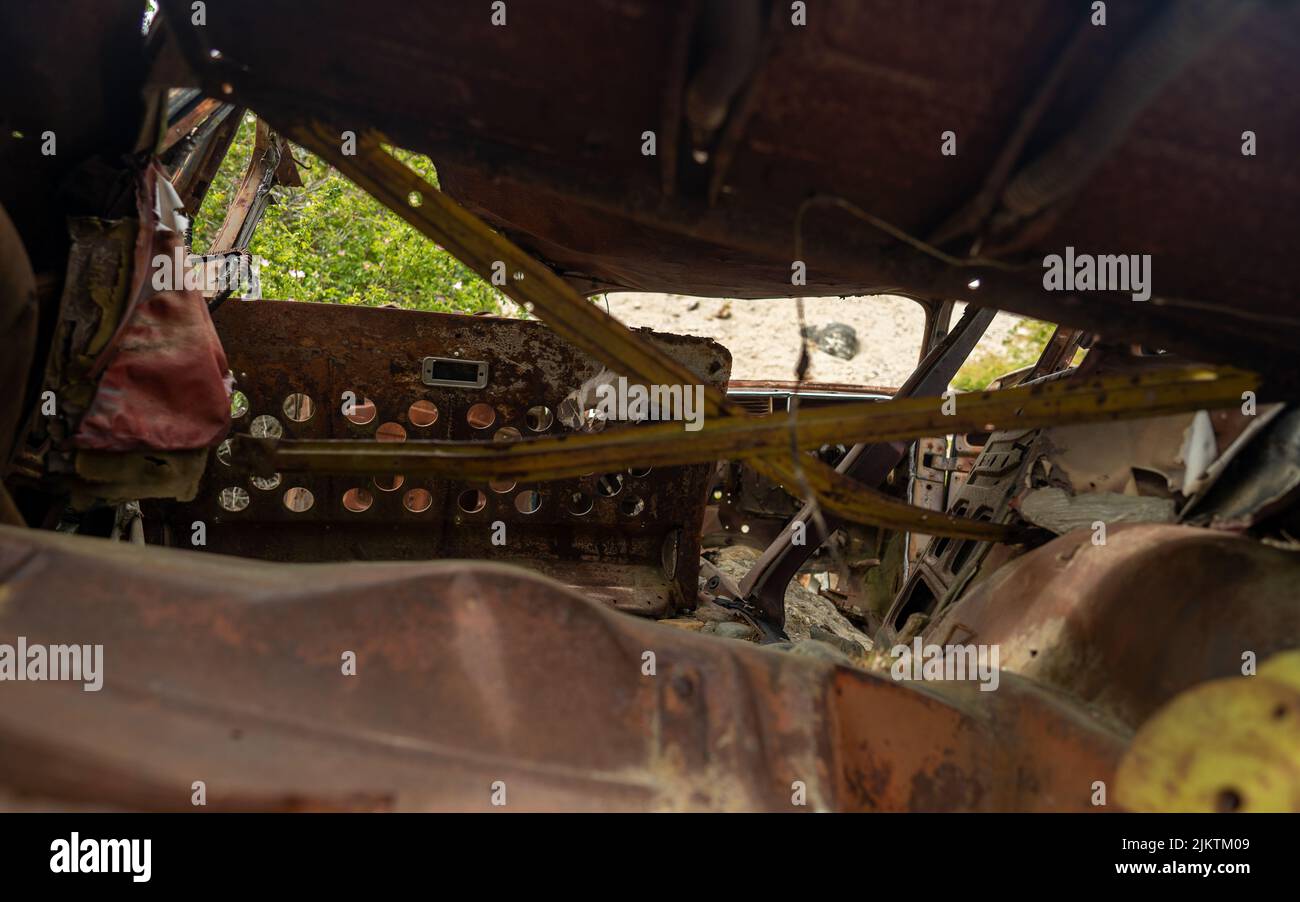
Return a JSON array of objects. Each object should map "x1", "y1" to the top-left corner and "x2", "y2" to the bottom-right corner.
[
  {"x1": 152, "y1": 300, "x2": 730, "y2": 616},
  {"x1": 884, "y1": 379, "x2": 1269, "y2": 640},
  {"x1": 925, "y1": 523, "x2": 1300, "y2": 728},
  {"x1": 0, "y1": 526, "x2": 1125, "y2": 812}
]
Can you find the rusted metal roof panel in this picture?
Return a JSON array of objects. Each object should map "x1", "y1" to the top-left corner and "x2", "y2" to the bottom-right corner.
[{"x1": 156, "y1": 0, "x2": 1300, "y2": 388}]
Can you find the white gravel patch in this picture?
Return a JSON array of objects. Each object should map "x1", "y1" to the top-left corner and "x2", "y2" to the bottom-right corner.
[{"x1": 601, "y1": 293, "x2": 1022, "y2": 387}]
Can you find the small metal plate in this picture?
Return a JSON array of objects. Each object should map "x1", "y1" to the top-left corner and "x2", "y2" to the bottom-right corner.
[{"x1": 421, "y1": 355, "x2": 488, "y2": 389}]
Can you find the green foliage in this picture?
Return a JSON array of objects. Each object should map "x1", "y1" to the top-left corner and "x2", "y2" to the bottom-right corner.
[
  {"x1": 191, "y1": 115, "x2": 502, "y2": 314},
  {"x1": 951, "y1": 318, "x2": 1056, "y2": 391}
]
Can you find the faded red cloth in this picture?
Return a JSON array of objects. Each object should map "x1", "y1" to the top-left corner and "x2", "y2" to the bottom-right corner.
[{"x1": 74, "y1": 162, "x2": 231, "y2": 451}]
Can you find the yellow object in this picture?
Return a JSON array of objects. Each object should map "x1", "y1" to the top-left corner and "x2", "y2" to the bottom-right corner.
[{"x1": 1117, "y1": 651, "x2": 1300, "y2": 812}]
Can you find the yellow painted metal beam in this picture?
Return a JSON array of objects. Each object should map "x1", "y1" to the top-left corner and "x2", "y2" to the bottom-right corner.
[
  {"x1": 244, "y1": 363, "x2": 1252, "y2": 540},
  {"x1": 251, "y1": 366, "x2": 1251, "y2": 481}
]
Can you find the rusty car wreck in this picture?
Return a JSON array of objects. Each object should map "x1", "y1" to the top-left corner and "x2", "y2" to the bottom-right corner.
[{"x1": 0, "y1": 0, "x2": 1298, "y2": 814}]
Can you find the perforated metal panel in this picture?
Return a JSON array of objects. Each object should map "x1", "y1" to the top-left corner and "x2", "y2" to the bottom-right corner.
[{"x1": 151, "y1": 300, "x2": 731, "y2": 616}]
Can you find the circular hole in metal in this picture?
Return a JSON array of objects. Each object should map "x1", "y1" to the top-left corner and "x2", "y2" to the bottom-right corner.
[
  {"x1": 373, "y1": 474, "x2": 405, "y2": 492},
  {"x1": 466, "y1": 403, "x2": 496, "y2": 429},
  {"x1": 250, "y1": 414, "x2": 283, "y2": 439},
  {"x1": 525, "y1": 405, "x2": 554, "y2": 432},
  {"x1": 514, "y1": 489, "x2": 542, "y2": 514},
  {"x1": 566, "y1": 491, "x2": 593, "y2": 516},
  {"x1": 403, "y1": 488, "x2": 433, "y2": 513},
  {"x1": 408, "y1": 400, "x2": 439, "y2": 428},
  {"x1": 250, "y1": 473, "x2": 281, "y2": 491},
  {"x1": 216, "y1": 439, "x2": 233, "y2": 466},
  {"x1": 230, "y1": 391, "x2": 249, "y2": 419},
  {"x1": 489, "y1": 478, "x2": 516, "y2": 494},
  {"x1": 596, "y1": 473, "x2": 624, "y2": 497},
  {"x1": 407, "y1": 190, "x2": 423, "y2": 207},
  {"x1": 218, "y1": 486, "x2": 250, "y2": 512},
  {"x1": 628, "y1": 466, "x2": 653, "y2": 478},
  {"x1": 458, "y1": 489, "x2": 486, "y2": 513},
  {"x1": 282, "y1": 393, "x2": 314, "y2": 422},
  {"x1": 1215, "y1": 788, "x2": 1243, "y2": 813},
  {"x1": 342, "y1": 487, "x2": 373, "y2": 512},
  {"x1": 283, "y1": 487, "x2": 314, "y2": 512},
  {"x1": 343, "y1": 393, "x2": 376, "y2": 425},
  {"x1": 493, "y1": 426, "x2": 522, "y2": 443},
  {"x1": 375, "y1": 421, "x2": 407, "y2": 442},
  {"x1": 620, "y1": 495, "x2": 646, "y2": 517}
]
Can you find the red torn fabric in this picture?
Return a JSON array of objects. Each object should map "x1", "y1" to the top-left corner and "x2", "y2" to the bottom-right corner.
[{"x1": 75, "y1": 161, "x2": 232, "y2": 451}]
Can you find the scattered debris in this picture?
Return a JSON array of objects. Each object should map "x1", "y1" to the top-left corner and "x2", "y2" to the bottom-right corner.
[
  {"x1": 768, "y1": 637, "x2": 858, "y2": 666},
  {"x1": 707, "y1": 621, "x2": 760, "y2": 641},
  {"x1": 704, "y1": 545, "x2": 873, "y2": 649}
]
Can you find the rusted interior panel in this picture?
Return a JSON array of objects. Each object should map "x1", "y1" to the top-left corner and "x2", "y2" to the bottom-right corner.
[
  {"x1": 925, "y1": 523, "x2": 1300, "y2": 729},
  {"x1": 0, "y1": 525, "x2": 1125, "y2": 812},
  {"x1": 886, "y1": 374, "x2": 1268, "y2": 639},
  {"x1": 887, "y1": 427, "x2": 1041, "y2": 634},
  {"x1": 150, "y1": 300, "x2": 730, "y2": 616}
]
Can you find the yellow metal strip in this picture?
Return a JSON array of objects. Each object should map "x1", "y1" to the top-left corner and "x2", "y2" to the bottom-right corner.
[
  {"x1": 255, "y1": 364, "x2": 1249, "y2": 480},
  {"x1": 247, "y1": 364, "x2": 1253, "y2": 539}
]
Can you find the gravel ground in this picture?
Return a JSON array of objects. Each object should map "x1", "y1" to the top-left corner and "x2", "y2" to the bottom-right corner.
[
  {"x1": 603, "y1": 292, "x2": 1022, "y2": 387},
  {"x1": 704, "y1": 545, "x2": 875, "y2": 652}
]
